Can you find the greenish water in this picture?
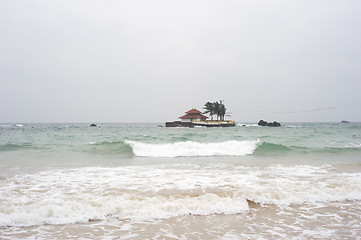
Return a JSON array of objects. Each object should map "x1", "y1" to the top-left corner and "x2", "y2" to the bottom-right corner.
[{"x1": 1, "y1": 122, "x2": 360, "y2": 167}]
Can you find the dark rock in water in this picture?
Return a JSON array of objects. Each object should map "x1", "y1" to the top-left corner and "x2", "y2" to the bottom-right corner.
[
  {"x1": 258, "y1": 120, "x2": 267, "y2": 126},
  {"x1": 341, "y1": 120, "x2": 351, "y2": 123},
  {"x1": 271, "y1": 121, "x2": 281, "y2": 127},
  {"x1": 90, "y1": 123, "x2": 97, "y2": 127},
  {"x1": 258, "y1": 120, "x2": 281, "y2": 127}
]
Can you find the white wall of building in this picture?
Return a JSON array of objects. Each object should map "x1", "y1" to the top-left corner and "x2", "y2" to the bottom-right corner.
[{"x1": 181, "y1": 118, "x2": 191, "y2": 122}]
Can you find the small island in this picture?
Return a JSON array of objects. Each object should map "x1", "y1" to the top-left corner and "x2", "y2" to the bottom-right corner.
[{"x1": 166, "y1": 101, "x2": 235, "y2": 127}]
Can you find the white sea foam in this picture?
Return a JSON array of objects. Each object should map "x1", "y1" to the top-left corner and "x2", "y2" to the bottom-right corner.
[
  {"x1": 125, "y1": 140, "x2": 260, "y2": 157},
  {"x1": 0, "y1": 166, "x2": 250, "y2": 226},
  {"x1": 0, "y1": 192, "x2": 249, "y2": 227},
  {"x1": 349, "y1": 142, "x2": 361, "y2": 148},
  {"x1": 1, "y1": 164, "x2": 361, "y2": 227}
]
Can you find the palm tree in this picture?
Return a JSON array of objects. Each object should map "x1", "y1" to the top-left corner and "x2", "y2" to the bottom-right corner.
[
  {"x1": 203, "y1": 102, "x2": 215, "y2": 120},
  {"x1": 204, "y1": 100, "x2": 228, "y2": 121},
  {"x1": 213, "y1": 101, "x2": 221, "y2": 120},
  {"x1": 219, "y1": 103, "x2": 226, "y2": 121}
]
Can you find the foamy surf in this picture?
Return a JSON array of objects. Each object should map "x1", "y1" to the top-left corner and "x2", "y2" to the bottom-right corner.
[
  {"x1": 1, "y1": 164, "x2": 361, "y2": 227},
  {"x1": 125, "y1": 140, "x2": 260, "y2": 157},
  {"x1": 0, "y1": 191, "x2": 249, "y2": 227}
]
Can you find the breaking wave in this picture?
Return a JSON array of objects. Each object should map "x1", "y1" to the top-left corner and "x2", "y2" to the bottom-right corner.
[
  {"x1": 87, "y1": 141, "x2": 134, "y2": 157},
  {"x1": 1, "y1": 164, "x2": 361, "y2": 227},
  {"x1": 2, "y1": 140, "x2": 360, "y2": 158},
  {"x1": 125, "y1": 140, "x2": 361, "y2": 158},
  {"x1": 85, "y1": 140, "x2": 361, "y2": 158},
  {"x1": 125, "y1": 140, "x2": 260, "y2": 157}
]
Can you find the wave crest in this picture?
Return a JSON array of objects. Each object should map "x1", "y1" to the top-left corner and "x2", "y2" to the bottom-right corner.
[
  {"x1": 87, "y1": 141, "x2": 134, "y2": 156},
  {"x1": 125, "y1": 140, "x2": 260, "y2": 157}
]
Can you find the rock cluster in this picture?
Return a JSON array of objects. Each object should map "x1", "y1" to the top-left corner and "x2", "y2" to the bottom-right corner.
[{"x1": 258, "y1": 120, "x2": 281, "y2": 127}]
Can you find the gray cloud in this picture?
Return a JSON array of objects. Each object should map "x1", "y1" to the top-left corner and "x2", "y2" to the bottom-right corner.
[{"x1": 1, "y1": 0, "x2": 361, "y2": 122}]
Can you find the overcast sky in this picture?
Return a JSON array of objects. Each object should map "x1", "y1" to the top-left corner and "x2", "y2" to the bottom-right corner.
[{"x1": 1, "y1": 0, "x2": 361, "y2": 123}]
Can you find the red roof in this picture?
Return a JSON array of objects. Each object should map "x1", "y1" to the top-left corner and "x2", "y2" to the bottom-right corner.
[
  {"x1": 185, "y1": 108, "x2": 202, "y2": 114},
  {"x1": 179, "y1": 114, "x2": 208, "y2": 119}
]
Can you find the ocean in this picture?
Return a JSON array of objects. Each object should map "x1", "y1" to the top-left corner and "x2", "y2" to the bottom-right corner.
[{"x1": 0, "y1": 122, "x2": 360, "y2": 239}]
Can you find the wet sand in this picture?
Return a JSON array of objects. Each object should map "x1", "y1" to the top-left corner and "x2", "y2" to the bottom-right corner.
[{"x1": 2, "y1": 201, "x2": 360, "y2": 239}]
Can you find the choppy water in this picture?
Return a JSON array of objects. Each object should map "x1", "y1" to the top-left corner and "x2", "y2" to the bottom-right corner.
[{"x1": 1, "y1": 122, "x2": 361, "y2": 239}]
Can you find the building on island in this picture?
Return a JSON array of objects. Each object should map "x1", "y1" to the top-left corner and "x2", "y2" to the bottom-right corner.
[
  {"x1": 166, "y1": 108, "x2": 235, "y2": 127},
  {"x1": 179, "y1": 109, "x2": 208, "y2": 123}
]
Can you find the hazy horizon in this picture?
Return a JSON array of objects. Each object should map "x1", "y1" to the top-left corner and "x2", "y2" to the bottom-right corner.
[
  {"x1": 1, "y1": 120, "x2": 360, "y2": 124},
  {"x1": 1, "y1": 0, "x2": 361, "y2": 123}
]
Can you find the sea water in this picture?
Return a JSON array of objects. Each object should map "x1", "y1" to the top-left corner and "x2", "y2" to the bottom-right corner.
[{"x1": 0, "y1": 122, "x2": 361, "y2": 239}]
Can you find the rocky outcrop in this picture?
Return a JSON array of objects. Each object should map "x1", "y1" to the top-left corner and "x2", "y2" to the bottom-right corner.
[{"x1": 258, "y1": 120, "x2": 281, "y2": 127}]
